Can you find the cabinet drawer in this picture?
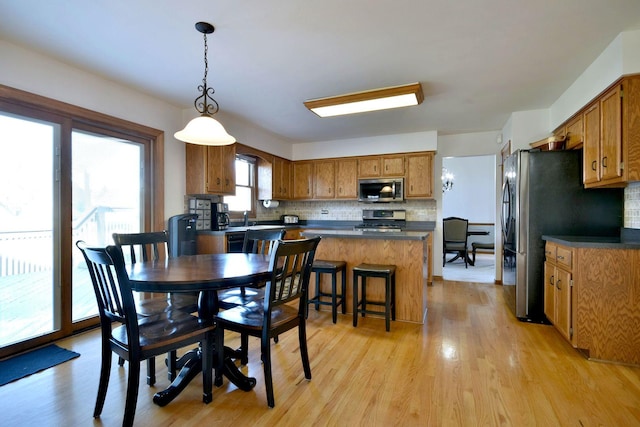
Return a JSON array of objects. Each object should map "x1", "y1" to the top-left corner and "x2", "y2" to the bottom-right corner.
[
  {"x1": 545, "y1": 242, "x2": 557, "y2": 261},
  {"x1": 555, "y1": 246, "x2": 572, "y2": 269}
]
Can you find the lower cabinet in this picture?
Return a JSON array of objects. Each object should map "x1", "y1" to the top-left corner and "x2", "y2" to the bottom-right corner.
[
  {"x1": 543, "y1": 242, "x2": 573, "y2": 343},
  {"x1": 543, "y1": 240, "x2": 640, "y2": 366}
]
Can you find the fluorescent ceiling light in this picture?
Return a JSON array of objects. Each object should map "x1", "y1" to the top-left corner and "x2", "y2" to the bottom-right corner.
[{"x1": 304, "y1": 83, "x2": 424, "y2": 117}]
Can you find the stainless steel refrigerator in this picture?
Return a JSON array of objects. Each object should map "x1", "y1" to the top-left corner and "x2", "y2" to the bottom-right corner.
[{"x1": 501, "y1": 149, "x2": 623, "y2": 322}]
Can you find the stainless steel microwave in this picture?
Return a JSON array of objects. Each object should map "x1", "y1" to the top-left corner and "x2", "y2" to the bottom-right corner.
[{"x1": 358, "y1": 178, "x2": 404, "y2": 203}]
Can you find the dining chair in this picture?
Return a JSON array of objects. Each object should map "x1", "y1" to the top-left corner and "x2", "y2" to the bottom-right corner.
[
  {"x1": 214, "y1": 236, "x2": 321, "y2": 408},
  {"x1": 443, "y1": 216, "x2": 469, "y2": 268},
  {"x1": 112, "y1": 231, "x2": 199, "y2": 383},
  {"x1": 76, "y1": 241, "x2": 214, "y2": 427},
  {"x1": 217, "y1": 228, "x2": 286, "y2": 364}
]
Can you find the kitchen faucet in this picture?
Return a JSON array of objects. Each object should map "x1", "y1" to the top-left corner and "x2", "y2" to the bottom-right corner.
[{"x1": 243, "y1": 211, "x2": 249, "y2": 226}]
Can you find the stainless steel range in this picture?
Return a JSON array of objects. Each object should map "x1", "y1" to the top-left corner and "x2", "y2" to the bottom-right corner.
[{"x1": 354, "y1": 209, "x2": 406, "y2": 232}]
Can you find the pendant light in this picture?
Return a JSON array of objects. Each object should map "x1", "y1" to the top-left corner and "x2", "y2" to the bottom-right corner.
[{"x1": 174, "y1": 21, "x2": 235, "y2": 145}]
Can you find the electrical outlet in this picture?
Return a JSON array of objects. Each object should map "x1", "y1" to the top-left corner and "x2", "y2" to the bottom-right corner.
[{"x1": 321, "y1": 209, "x2": 329, "y2": 214}]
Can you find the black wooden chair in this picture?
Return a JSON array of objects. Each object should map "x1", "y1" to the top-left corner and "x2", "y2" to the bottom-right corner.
[
  {"x1": 214, "y1": 236, "x2": 321, "y2": 408},
  {"x1": 112, "y1": 231, "x2": 199, "y2": 383},
  {"x1": 443, "y1": 216, "x2": 469, "y2": 268},
  {"x1": 217, "y1": 228, "x2": 286, "y2": 364},
  {"x1": 76, "y1": 241, "x2": 214, "y2": 427}
]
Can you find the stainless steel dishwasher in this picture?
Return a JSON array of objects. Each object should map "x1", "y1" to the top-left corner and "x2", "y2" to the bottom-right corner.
[{"x1": 225, "y1": 231, "x2": 246, "y2": 253}]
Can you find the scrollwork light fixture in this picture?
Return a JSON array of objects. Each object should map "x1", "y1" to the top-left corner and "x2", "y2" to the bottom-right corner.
[{"x1": 174, "y1": 22, "x2": 236, "y2": 146}]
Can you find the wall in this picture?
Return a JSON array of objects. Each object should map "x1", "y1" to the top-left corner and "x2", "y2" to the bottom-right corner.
[{"x1": 442, "y1": 155, "x2": 496, "y2": 223}]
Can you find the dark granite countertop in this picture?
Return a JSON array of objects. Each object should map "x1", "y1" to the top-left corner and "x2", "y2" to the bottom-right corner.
[
  {"x1": 301, "y1": 229, "x2": 430, "y2": 241},
  {"x1": 542, "y1": 228, "x2": 640, "y2": 249}
]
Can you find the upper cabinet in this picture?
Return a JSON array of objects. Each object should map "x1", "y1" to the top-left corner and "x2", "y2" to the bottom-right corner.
[
  {"x1": 358, "y1": 154, "x2": 405, "y2": 177},
  {"x1": 186, "y1": 143, "x2": 236, "y2": 195},
  {"x1": 335, "y1": 158, "x2": 358, "y2": 199},
  {"x1": 293, "y1": 161, "x2": 314, "y2": 199},
  {"x1": 556, "y1": 74, "x2": 640, "y2": 189},
  {"x1": 273, "y1": 157, "x2": 291, "y2": 199},
  {"x1": 405, "y1": 152, "x2": 433, "y2": 198},
  {"x1": 313, "y1": 160, "x2": 336, "y2": 199}
]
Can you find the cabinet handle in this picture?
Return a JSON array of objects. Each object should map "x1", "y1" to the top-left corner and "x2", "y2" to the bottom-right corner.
[
  {"x1": 556, "y1": 279, "x2": 562, "y2": 290},
  {"x1": 602, "y1": 156, "x2": 608, "y2": 168},
  {"x1": 557, "y1": 255, "x2": 564, "y2": 260},
  {"x1": 549, "y1": 275, "x2": 554, "y2": 285},
  {"x1": 591, "y1": 160, "x2": 597, "y2": 171}
]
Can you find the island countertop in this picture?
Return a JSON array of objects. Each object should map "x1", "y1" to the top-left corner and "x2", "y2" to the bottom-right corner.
[{"x1": 300, "y1": 229, "x2": 430, "y2": 241}]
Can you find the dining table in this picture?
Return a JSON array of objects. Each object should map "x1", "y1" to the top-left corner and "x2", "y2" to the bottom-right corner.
[{"x1": 127, "y1": 252, "x2": 272, "y2": 407}]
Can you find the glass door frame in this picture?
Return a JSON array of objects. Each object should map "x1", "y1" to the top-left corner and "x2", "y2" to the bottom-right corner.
[{"x1": 0, "y1": 85, "x2": 165, "y2": 358}]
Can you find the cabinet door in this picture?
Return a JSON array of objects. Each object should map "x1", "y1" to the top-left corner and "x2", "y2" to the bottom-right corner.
[
  {"x1": 543, "y1": 261, "x2": 556, "y2": 324},
  {"x1": 335, "y1": 158, "x2": 358, "y2": 199},
  {"x1": 206, "y1": 146, "x2": 224, "y2": 193},
  {"x1": 564, "y1": 115, "x2": 583, "y2": 150},
  {"x1": 273, "y1": 157, "x2": 291, "y2": 199},
  {"x1": 583, "y1": 103, "x2": 600, "y2": 185},
  {"x1": 358, "y1": 157, "x2": 381, "y2": 177},
  {"x1": 221, "y1": 144, "x2": 236, "y2": 194},
  {"x1": 599, "y1": 85, "x2": 623, "y2": 182},
  {"x1": 186, "y1": 144, "x2": 207, "y2": 194},
  {"x1": 555, "y1": 268, "x2": 572, "y2": 342},
  {"x1": 314, "y1": 160, "x2": 336, "y2": 199},
  {"x1": 293, "y1": 161, "x2": 313, "y2": 199},
  {"x1": 382, "y1": 155, "x2": 405, "y2": 176},
  {"x1": 405, "y1": 153, "x2": 433, "y2": 198}
]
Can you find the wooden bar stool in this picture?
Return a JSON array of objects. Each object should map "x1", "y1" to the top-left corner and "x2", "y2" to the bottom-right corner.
[
  {"x1": 307, "y1": 260, "x2": 347, "y2": 323},
  {"x1": 352, "y1": 263, "x2": 396, "y2": 332}
]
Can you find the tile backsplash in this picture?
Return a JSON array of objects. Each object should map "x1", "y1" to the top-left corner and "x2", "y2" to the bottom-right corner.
[
  {"x1": 624, "y1": 182, "x2": 640, "y2": 229},
  {"x1": 257, "y1": 199, "x2": 437, "y2": 222}
]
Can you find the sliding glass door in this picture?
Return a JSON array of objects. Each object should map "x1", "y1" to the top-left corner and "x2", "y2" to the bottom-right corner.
[
  {"x1": 0, "y1": 113, "x2": 59, "y2": 347},
  {"x1": 71, "y1": 130, "x2": 143, "y2": 322}
]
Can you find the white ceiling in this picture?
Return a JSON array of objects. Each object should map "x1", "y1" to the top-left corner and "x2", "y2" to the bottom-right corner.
[{"x1": 1, "y1": 0, "x2": 640, "y2": 143}]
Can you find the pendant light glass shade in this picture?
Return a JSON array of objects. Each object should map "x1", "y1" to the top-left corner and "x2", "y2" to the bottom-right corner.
[
  {"x1": 175, "y1": 21, "x2": 235, "y2": 146},
  {"x1": 174, "y1": 115, "x2": 236, "y2": 145}
]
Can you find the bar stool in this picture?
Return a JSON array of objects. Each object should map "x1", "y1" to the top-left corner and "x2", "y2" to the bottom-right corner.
[
  {"x1": 352, "y1": 263, "x2": 396, "y2": 332},
  {"x1": 307, "y1": 260, "x2": 347, "y2": 323}
]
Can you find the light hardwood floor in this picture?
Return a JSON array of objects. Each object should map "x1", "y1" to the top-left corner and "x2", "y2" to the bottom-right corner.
[{"x1": 1, "y1": 279, "x2": 639, "y2": 426}]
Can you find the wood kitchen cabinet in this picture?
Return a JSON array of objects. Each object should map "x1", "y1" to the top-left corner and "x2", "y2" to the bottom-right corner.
[
  {"x1": 358, "y1": 154, "x2": 405, "y2": 177},
  {"x1": 405, "y1": 152, "x2": 433, "y2": 198},
  {"x1": 313, "y1": 160, "x2": 336, "y2": 199},
  {"x1": 186, "y1": 143, "x2": 236, "y2": 195},
  {"x1": 273, "y1": 156, "x2": 291, "y2": 199},
  {"x1": 542, "y1": 239, "x2": 640, "y2": 366},
  {"x1": 553, "y1": 114, "x2": 583, "y2": 150},
  {"x1": 292, "y1": 161, "x2": 313, "y2": 199},
  {"x1": 580, "y1": 75, "x2": 640, "y2": 188},
  {"x1": 335, "y1": 158, "x2": 358, "y2": 199},
  {"x1": 543, "y1": 242, "x2": 573, "y2": 343}
]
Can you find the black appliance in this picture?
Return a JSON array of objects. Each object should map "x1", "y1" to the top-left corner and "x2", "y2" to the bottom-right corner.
[
  {"x1": 212, "y1": 202, "x2": 230, "y2": 230},
  {"x1": 226, "y1": 231, "x2": 245, "y2": 253},
  {"x1": 501, "y1": 149, "x2": 623, "y2": 322},
  {"x1": 354, "y1": 209, "x2": 406, "y2": 232},
  {"x1": 168, "y1": 213, "x2": 198, "y2": 257},
  {"x1": 358, "y1": 178, "x2": 404, "y2": 203}
]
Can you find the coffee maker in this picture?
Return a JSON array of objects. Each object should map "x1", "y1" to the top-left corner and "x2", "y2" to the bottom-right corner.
[{"x1": 212, "y1": 202, "x2": 230, "y2": 230}]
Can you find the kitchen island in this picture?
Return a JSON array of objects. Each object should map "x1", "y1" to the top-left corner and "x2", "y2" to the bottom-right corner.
[{"x1": 301, "y1": 229, "x2": 432, "y2": 324}]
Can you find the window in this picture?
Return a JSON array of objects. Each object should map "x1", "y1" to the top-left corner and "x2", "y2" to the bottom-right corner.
[{"x1": 224, "y1": 156, "x2": 256, "y2": 216}]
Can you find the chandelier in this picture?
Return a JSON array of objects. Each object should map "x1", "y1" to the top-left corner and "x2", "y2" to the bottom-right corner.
[
  {"x1": 174, "y1": 22, "x2": 236, "y2": 146},
  {"x1": 442, "y1": 167, "x2": 454, "y2": 193}
]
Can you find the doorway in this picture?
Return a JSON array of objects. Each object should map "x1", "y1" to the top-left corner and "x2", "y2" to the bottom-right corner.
[{"x1": 442, "y1": 155, "x2": 496, "y2": 282}]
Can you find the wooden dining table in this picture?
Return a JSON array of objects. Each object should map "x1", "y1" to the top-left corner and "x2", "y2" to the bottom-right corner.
[{"x1": 127, "y1": 252, "x2": 272, "y2": 406}]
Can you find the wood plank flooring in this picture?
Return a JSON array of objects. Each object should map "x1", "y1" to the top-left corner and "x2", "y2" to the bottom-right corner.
[{"x1": 1, "y1": 278, "x2": 639, "y2": 426}]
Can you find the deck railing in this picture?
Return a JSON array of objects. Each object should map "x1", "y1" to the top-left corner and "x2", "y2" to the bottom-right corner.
[{"x1": 0, "y1": 207, "x2": 137, "y2": 276}]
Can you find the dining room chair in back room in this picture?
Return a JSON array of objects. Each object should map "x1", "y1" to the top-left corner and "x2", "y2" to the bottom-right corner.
[
  {"x1": 214, "y1": 236, "x2": 321, "y2": 408},
  {"x1": 217, "y1": 228, "x2": 286, "y2": 364},
  {"x1": 76, "y1": 241, "x2": 215, "y2": 427},
  {"x1": 443, "y1": 216, "x2": 470, "y2": 268},
  {"x1": 113, "y1": 231, "x2": 199, "y2": 383}
]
